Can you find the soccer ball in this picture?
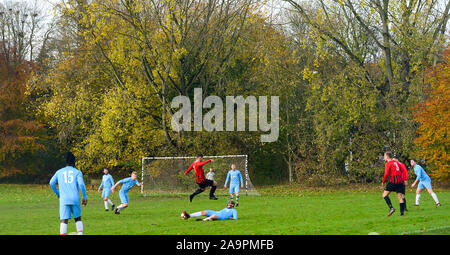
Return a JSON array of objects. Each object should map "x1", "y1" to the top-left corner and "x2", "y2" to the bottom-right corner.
[{"x1": 180, "y1": 212, "x2": 185, "y2": 219}]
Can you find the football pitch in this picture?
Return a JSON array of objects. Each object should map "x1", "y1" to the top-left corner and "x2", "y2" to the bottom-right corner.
[{"x1": 0, "y1": 184, "x2": 448, "y2": 235}]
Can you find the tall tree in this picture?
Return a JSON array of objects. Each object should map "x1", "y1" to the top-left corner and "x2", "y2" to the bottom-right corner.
[
  {"x1": 0, "y1": 1, "x2": 59, "y2": 181},
  {"x1": 413, "y1": 48, "x2": 449, "y2": 182}
]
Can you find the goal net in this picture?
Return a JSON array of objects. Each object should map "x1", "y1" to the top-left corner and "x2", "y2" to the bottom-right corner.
[{"x1": 141, "y1": 155, "x2": 259, "y2": 196}]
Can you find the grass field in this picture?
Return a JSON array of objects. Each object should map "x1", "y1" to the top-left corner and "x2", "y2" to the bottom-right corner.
[{"x1": 0, "y1": 184, "x2": 448, "y2": 235}]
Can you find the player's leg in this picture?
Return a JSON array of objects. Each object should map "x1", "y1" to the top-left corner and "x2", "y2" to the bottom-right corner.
[
  {"x1": 397, "y1": 192, "x2": 405, "y2": 216},
  {"x1": 115, "y1": 190, "x2": 129, "y2": 214},
  {"x1": 115, "y1": 203, "x2": 128, "y2": 214},
  {"x1": 184, "y1": 210, "x2": 208, "y2": 219},
  {"x1": 382, "y1": 189, "x2": 395, "y2": 216},
  {"x1": 190, "y1": 182, "x2": 206, "y2": 202},
  {"x1": 421, "y1": 181, "x2": 440, "y2": 206},
  {"x1": 108, "y1": 197, "x2": 115, "y2": 211},
  {"x1": 103, "y1": 188, "x2": 114, "y2": 211},
  {"x1": 403, "y1": 194, "x2": 408, "y2": 211},
  {"x1": 59, "y1": 204, "x2": 70, "y2": 235},
  {"x1": 229, "y1": 184, "x2": 234, "y2": 201},
  {"x1": 415, "y1": 187, "x2": 423, "y2": 206},
  {"x1": 234, "y1": 185, "x2": 240, "y2": 206},
  {"x1": 60, "y1": 219, "x2": 69, "y2": 235},
  {"x1": 103, "y1": 196, "x2": 109, "y2": 211},
  {"x1": 196, "y1": 211, "x2": 219, "y2": 221},
  {"x1": 103, "y1": 189, "x2": 115, "y2": 211},
  {"x1": 398, "y1": 184, "x2": 406, "y2": 215},
  {"x1": 209, "y1": 180, "x2": 218, "y2": 200},
  {"x1": 401, "y1": 185, "x2": 408, "y2": 211},
  {"x1": 72, "y1": 204, "x2": 83, "y2": 235},
  {"x1": 425, "y1": 186, "x2": 440, "y2": 206},
  {"x1": 190, "y1": 188, "x2": 205, "y2": 202},
  {"x1": 202, "y1": 214, "x2": 218, "y2": 221}
]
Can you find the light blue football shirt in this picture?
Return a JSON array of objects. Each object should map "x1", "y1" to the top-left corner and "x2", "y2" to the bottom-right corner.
[
  {"x1": 98, "y1": 174, "x2": 114, "y2": 191},
  {"x1": 225, "y1": 170, "x2": 244, "y2": 186},
  {"x1": 414, "y1": 164, "x2": 431, "y2": 182},
  {"x1": 119, "y1": 177, "x2": 139, "y2": 192},
  {"x1": 49, "y1": 166, "x2": 87, "y2": 205},
  {"x1": 217, "y1": 208, "x2": 238, "y2": 220}
]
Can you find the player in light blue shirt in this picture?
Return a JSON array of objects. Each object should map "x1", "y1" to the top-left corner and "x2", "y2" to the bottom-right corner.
[
  {"x1": 111, "y1": 171, "x2": 141, "y2": 214},
  {"x1": 182, "y1": 200, "x2": 238, "y2": 221},
  {"x1": 98, "y1": 168, "x2": 115, "y2": 211},
  {"x1": 224, "y1": 164, "x2": 244, "y2": 207},
  {"x1": 49, "y1": 152, "x2": 87, "y2": 235},
  {"x1": 410, "y1": 159, "x2": 440, "y2": 206}
]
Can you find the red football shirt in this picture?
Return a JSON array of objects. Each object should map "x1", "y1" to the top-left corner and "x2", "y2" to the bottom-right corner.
[
  {"x1": 397, "y1": 161, "x2": 409, "y2": 181},
  {"x1": 382, "y1": 160, "x2": 405, "y2": 184},
  {"x1": 184, "y1": 159, "x2": 212, "y2": 184}
]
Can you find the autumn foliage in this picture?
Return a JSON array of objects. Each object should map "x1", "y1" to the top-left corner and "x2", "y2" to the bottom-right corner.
[
  {"x1": 413, "y1": 48, "x2": 450, "y2": 182},
  {"x1": 0, "y1": 53, "x2": 45, "y2": 178}
]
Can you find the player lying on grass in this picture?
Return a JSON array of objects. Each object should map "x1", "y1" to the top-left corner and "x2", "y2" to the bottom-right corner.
[
  {"x1": 98, "y1": 168, "x2": 115, "y2": 211},
  {"x1": 182, "y1": 200, "x2": 238, "y2": 221},
  {"x1": 410, "y1": 159, "x2": 441, "y2": 207},
  {"x1": 111, "y1": 171, "x2": 142, "y2": 215},
  {"x1": 393, "y1": 156, "x2": 409, "y2": 212},
  {"x1": 184, "y1": 154, "x2": 218, "y2": 202},
  {"x1": 382, "y1": 151, "x2": 407, "y2": 216},
  {"x1": 224, "y1": 164, "x2": 244, "y2": 207},
  {"x1": 49, "y1": 152, "x2": 87, "y2": 235}
]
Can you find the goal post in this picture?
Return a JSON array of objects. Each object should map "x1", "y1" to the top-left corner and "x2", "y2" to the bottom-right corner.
[{"x1": 141, "y1": 155, "x2": 258, "y2": 196}]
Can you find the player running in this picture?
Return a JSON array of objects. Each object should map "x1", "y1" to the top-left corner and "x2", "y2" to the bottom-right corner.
[
  {"x1": 410, "y1": 159, "x2": 441, "y2": 207},
  {"x1": 98, "y1": 168, "x2": 115, "y2": 211},
  {"x1": 393, "y1": 156, "x2": 409, "y2": 212},
  {"x1": 182, "y1": 200, "x2": 238, "y2": 221},
  {"x1": 382, "y1": 151, "x2": 407, "y2": 216},
  {"x1": 224, "y1": 164, "x2": 244, "y2": 207},
  {"x1": 184, "y1": 154, "x2": 218, "y2": 202},
  {"x1": 111, "y1": 171, "x2": 142, "y2": 215},
  {"x1": 49, "y1": 152, "x2": 87, "y2": 235}
]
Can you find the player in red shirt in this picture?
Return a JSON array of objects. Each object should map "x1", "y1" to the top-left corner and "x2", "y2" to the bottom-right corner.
[
  {"x1": 184, "y1": 154, "x2": 218, "y2": 202},
  {"x1": 382, "y1": 151, "x2": 407, "y2": 216},
  {"x1": 393, "y1": 156, "x2": 408, "y2": 212}
]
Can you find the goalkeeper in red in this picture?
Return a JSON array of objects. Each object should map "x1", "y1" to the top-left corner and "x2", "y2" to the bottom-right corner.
[
  {"x1": 184, "y1": 154, "x2": 218, "y2": 202},
  {"x1": 382, "y1": 151, "x2": 408, "y2": 216}
]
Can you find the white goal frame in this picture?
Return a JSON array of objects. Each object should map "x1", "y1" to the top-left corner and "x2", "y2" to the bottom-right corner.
[{"x1": 141, "y1": 155, "x2": 250, "y2": 195}]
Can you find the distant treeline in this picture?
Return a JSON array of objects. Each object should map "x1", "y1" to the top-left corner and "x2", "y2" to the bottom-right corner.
[{"x1": 1, "y1": 0, "x2": 448, "y2": 185}]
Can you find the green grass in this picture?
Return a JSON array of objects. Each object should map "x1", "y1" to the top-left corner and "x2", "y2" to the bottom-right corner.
[{"x1": 0, "y1": 184, "x2": 448, "y2": 235}]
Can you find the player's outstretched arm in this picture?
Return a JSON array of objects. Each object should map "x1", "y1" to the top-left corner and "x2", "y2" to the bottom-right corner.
[
  {"x1": 111, "y1": 181, "x2": 121, "y2": 192},
  {"x1": 184, "y1": 163, "x2": 194, "y2": 175},
  {"x1": 198, "y1": 159, "x2": 212, "y2": 167}
]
